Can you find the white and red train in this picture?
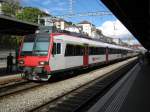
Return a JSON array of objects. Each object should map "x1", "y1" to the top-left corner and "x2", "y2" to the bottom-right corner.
[{"x1": 18, "y1": 30, "x2": 138, "y2": 81}]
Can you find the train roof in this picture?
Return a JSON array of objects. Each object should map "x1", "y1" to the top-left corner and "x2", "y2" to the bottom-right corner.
[
  {"x1": 36, "y1": 28, "x2": 134, "y2": 51},
  {"x1": 35, "y1": 29, "x2": 133, "y2": 51},
  {"x1": 53, "y1": 33, "x2": 133, "y2": 51}
]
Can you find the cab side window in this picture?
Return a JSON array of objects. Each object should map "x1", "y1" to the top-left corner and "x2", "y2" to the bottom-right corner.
[
  {"x1": 52, "y1": 43, "x2": 61, "y2": 55},
  {"x1": 57, "y1": 43, "x2": 61, "y2": 54}
]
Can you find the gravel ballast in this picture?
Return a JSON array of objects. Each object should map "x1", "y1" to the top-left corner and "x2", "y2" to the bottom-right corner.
[{"x1": 0, "y1": 57, "x2": 137, "y2": 112}]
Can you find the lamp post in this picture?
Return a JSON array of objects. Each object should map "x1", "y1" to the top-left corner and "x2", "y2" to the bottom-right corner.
[{"x1": 113, "y1": 21, "x2": 116, "y2": 37}]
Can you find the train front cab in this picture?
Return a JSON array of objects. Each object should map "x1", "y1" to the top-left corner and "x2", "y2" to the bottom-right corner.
[{"x1": 18, "y1": 33, "x2": 53, "y2": 81}]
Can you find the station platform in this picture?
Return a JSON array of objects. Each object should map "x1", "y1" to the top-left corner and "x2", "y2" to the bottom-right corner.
[
  {"x1": 119, "y1": 62, "x2": 150, "y2": 112},
  {"x1": 0, "y1": 65, "x2": 19, "y2": 77},
  {"x1": 88, "y1": 59, "x2": 150, "y2": 112},
  {"x1": 0, "y1": 55, "x2": 17, "y2": 77}
]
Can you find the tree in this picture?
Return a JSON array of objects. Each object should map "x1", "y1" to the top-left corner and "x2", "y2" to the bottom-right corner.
[
  {"x1": 16, "y1": 7, "x2": 49, "y2": 24},
  {"x1": 96, "y1": 29, "x2": 102, "y2": 35},
  {"x1": 0, "y1": 35, "x2": 21, "y2": 50},
  {"x1": 2, "y1": 0, "x2": 20, "y2": 16}
]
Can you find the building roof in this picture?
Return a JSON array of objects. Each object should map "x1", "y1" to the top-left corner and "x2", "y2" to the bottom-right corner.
[
  {"x1": 78, "y1": 20, "x2": 92, "y2": 24},
  {"x1": 65, "y1": 25, "x2": 79, "y2": 28},
  {"x1": 78, "y1": 20, "x2": 96, "y2": 27}
]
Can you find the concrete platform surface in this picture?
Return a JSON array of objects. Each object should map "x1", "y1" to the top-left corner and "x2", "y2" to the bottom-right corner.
[
  {"x1": 88, "y1": 60, "x2": 150, "y2": 112},
  {"x1": 119, "y1": 62, "x2": 150, "y2": 112}
]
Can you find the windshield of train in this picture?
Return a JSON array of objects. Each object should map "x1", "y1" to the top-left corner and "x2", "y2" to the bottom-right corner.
[
  {"x1": 33, "y1": 33, "x2": 50, "y2": 56},
  {"x1": 21, "y1": 33, "x2": 50, "y2": 56},
  {"x1": 21, "y1": 34, "x2": 35, "y2": 56}
]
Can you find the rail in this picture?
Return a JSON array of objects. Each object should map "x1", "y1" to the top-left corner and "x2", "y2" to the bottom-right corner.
[{"x1": 31, "y1": 58, "x2": 137, "y2": 112}]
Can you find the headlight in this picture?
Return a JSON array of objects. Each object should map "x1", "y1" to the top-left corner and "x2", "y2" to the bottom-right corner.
[
  {"x1": 39, "y1": 61, "x2": 45, "y2": 65},
  {"x1": 19, "y1": 60, "x2": 24, "y2": 64},
  {"x1": 39, "y1": 61, "x2": 48, "y2": 65}
]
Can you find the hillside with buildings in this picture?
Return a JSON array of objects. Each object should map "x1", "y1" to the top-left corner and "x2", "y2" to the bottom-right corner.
[
  {"x1": 39, "y1": 16, "x2": 132, "y2": 47},
  {"x1": 0, "y1": 0, "x2": 142, "y2": 50}
]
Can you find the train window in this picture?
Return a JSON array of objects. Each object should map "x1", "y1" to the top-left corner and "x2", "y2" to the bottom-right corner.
[
  {"x1": 95, "y1": 47, "x2": 98, "y2": 55},
  {"x1": 99, "y1": 47, "x2": 105, "y2": 54},
  {"x1": 119, "y1": 49, "x2": 121, "y2": 54},
  {"x1": 92, "y1": 47, "x2": 95, "y2": 55},
  {"x1": 89, "y1": 47, "x2": 94, "y2": 55},
  {"x1": 89, "y1": 47, "x2": 105, "y2": 55},
  {"x1": 116, "y1": 49, "x2": 119, "y2": 54},
  {"x1": 113, "y1": 49, "x2": 115, "y2": 54},
  {"x1": 65, "y1": 44, "x2": 74, "y2": 56},
  {"x1": 108, "y1": 48, "x2": 111, "y2": 54},
  {"x1": 114, "y1": 49, "x2": 117, "y2": 54},
  {"x1": 89, "y1": 47, "x2": 92, "y2": 55},
  {"x1": 109, "y1": 48, "x2": 118, "y2": 54},
  {"x1": 57, "y1": 43, "x2": 61, "y2": 54},
  {"x1": 112, "y1": 49, "x2": 115, "y2": 54},
  {"x1": 65, "y1": 44, "x2": 83, "y2": 56},
  {"x1": 75, "y1": 45, "x2": 83, "y2": 56}
]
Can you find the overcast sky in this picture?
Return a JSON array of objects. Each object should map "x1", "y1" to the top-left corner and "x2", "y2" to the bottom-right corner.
[{"x1": 20, "y1": 0, "x2": 139, "y2": 45}]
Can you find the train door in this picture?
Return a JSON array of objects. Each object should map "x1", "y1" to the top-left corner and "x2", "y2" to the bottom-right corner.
[
  {"x1": 106, "y1": 47, "x2": 109, "y2": 64},
  {"x1": 50, "y1": 42, "x2": 64, "y2": 71},
  {"x1": 83, "y1": 44, "x2": 89, "y2": 66}
]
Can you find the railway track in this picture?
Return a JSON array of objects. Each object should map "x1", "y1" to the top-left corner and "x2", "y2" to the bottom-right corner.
[
  {"x1": 0, "y1": 80, "x2": 48, "y2": 97},
  {"x1": 0, "y1": 66, "x2": 111, "y2": 98},
  {"x1": 0, "y1": 68, "x2": 101, "y2": 98},
  {"x1": 0, "y1": 57, "x2": 137, "y2": 112},
  {"x1": 0, "y1": 74, "x2": 23, "y2": 86},
  {"x1": 0, "y1": 58, "x2": 130, "y2": 98},
  {"x1": 31, "y1": 58, "x2": 137, "y2": 112},
  {"x1": 0, "y1": 78, "x2": 25, "y2": 88}
]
